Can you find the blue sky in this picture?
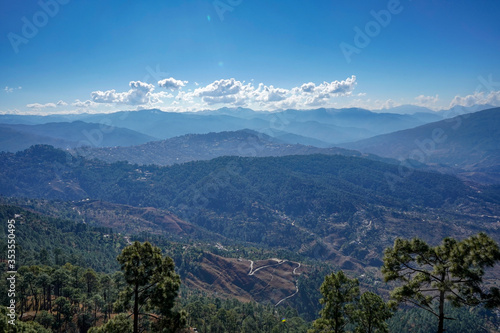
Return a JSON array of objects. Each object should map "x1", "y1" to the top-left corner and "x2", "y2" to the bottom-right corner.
[{"x1": 1, "y1": 0, "x2": 500, "y2": 114}]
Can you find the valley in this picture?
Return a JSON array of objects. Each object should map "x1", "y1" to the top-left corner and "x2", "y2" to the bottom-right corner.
[
  {"x1": 1, "y1": 106, "x2": 499, "y2": 331},
  {"x1": 2, "y1": 2, "x2": 499, "y2": 331}
]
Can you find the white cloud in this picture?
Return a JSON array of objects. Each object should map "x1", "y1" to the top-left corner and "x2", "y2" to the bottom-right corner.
[
  {"x1": 379, "y1": 99, "x2": 399, "y2": 109},
  {"x1": 450, "y1": 90, "x2": 500, "y2": 108},
  {"x1": 194, "y1": 78, "x2": 249, "y2": 97},
  {"x1": 317, "y1": 76, "x2": 357, "y2": 95},
  {"x1": 72, "y1": 99, "x2": 97, "y2": 108},
  {"x1": 158, "y1": 77, "x2": 187, "y2": 90},
  {"x1": 189, "y1": 78, "x2": 253, "y2": 105},
  {"x1": 4, "y1": 86, "x2": 22, "y2": 93},
  {"x1": 90, "y1": 90, "x2": 117, "y2": 103},
  {"x1": 63, "y1": 76, "x2": 360, "y2": 113},
  {"x1": 297, "y1": 76, "x2": 356, "y2": 94},
  {"x1": 57, "y1": 100, "x2": 68, "y2": 106},
  {"x1": 267, "y1": 94, "x2": 302, "y2": 109},
  {"x1": 289, "y1": 76, "x2": 358, "y2": 107},
  {"x1": 414, "y1": 94, "x2": 439, "y2": 109},
  {"x1": 179, "y1": 76, "x2": 357, "y2": 109},
  {"x1": 175, "y1": 90, "x2": 194, "y2": 103},
  {"x1": 202, "y1": 95, "x2": 238, "y2": 104},
  {"x1": 0, "y1": 108, "x2": 21, "y2": 115},
  {"x1": 253, "y1": 84, "x2": 288, "y2": 102},
  {"x1": 153, "y1": 91, "x2": 174, "y2": 101},
  {"x1": 300, "y1": 82, "x2": 316, "y2": 93},
  {"x1": 91, "y1": 81, "x2": 161, "y2": 106},
  {"x1": 26, "y1": 102, "x2": 57, "y2": 109}
]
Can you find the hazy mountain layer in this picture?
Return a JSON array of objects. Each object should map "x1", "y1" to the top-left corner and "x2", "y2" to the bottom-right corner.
[
  {"x1": 0, "y1": 106, "x2": 451, "y2": 146},
  {"x1": 74, "y1": 130, "x2": 362, "y2": 166},
  {"x1": 341, "y1": 107, "x2": 500, "y2": 184},
  {"x1": 0, "y1": 121, "x2": 158, "y2": 152}
]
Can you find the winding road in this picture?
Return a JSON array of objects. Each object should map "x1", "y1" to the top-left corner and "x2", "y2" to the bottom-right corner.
[
  {"x1": 246, "y1": 259, "x2": 302, "y2": 307},
  {"x1": 275, "y1": 263, "x2": 301, "y2": 307},
  {"x1": 247, "y1": 258, "x2": 285, "y2": 275}
]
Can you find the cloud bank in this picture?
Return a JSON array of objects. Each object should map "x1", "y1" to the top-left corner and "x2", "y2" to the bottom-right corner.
[
  {"x1": 23, "y1": 75, "x2": 500, "y2": 114},
  {"x1": 158, "y1": 77, "x2": 187, "y2": 90},
  {"x1": 450, "y1": 90, "x2": 500, "y2": 108},
  {"x1": 177, "y1": 75, "x2": 357, "y2": 109}
]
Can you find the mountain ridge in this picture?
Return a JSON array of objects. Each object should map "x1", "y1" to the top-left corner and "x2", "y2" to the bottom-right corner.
[
  {"x1": 0, "y1": 106, "x2": 451, "y2": 146},
  {"x1": 0, "y1": 121, "x2": 158, "y2": 152},
  {"x1": 1, "y1": 145, "x2": 498, "y2": 265},
  {"x1": 341, "y1": 107, "x2": 500, "y2": 184},
  {"x1": 73, "y1": 129, "x2": 364, "y2": 166}
]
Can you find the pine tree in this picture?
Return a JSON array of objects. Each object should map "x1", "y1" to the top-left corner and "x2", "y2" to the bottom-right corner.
[
  {"x1": 116, "y1": 241, "x2": 181, "y2": 333},
  {"x1": 353, "y1": 292, "x2": 392, "y2": 333},
  {"x1": 382, "y1": 232, "x2": 500, "y2": 333},
  {"x1": 309, "y1": 270, "x2": 359, "y2": 333}
]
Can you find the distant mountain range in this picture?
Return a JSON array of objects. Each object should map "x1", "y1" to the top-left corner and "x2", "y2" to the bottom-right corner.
[
  {"x1": 2, "y1": 105, "x2": 487, "y2": 148},
  {"x1": 0, "y1": 121, "x2": 157, "y2": 152},
  {"x1": 1, "y1": 105, "x2": 498, "y2": 183},
  {"x1": 341, "y1": 107, "x2": 500, "y2": 184}
]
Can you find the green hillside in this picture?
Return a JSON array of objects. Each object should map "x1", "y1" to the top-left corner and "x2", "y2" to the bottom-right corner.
[{"x1": 1, "y1": 145, "x2": 499, "y2": 267}]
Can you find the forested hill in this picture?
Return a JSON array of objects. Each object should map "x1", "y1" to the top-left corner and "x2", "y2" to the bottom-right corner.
[
  {"x1": 1, "y1": 145, "x2": 499, "y2": 266},
  {"x1": 73, "y1": 130, "x2": 361, "y2": 166},
  {"x1": 0, "y1": 204, "x2": 125, "y2": 272},
  {"x1": 0, "y1": 144, "x2": 472, "y2": 208}
]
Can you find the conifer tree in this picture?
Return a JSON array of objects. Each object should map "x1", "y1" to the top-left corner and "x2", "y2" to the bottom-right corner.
[
  {"x1": 309, "y1": 270, "x2": 359, "y2": 333},
  {"x1": 353, "y1": 292, "x2": 392, "y2": 333},
  {"x1": 382, "y1": 233, "x2": 500, "y2": 333},
  {"x1": 116, "y1": 241, "x2": 181, "y2": 333}
]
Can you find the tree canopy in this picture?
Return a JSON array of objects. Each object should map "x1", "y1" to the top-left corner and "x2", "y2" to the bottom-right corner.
[
  {"x1": 309, "y1": 270, "x2": 392, "y2": 333},
  {"x1": 382, "y1": 232, "x2": 500, "y2": 333},
  {"x1": 116, "y1": 241, "x2": 182, "y2": 333}
]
